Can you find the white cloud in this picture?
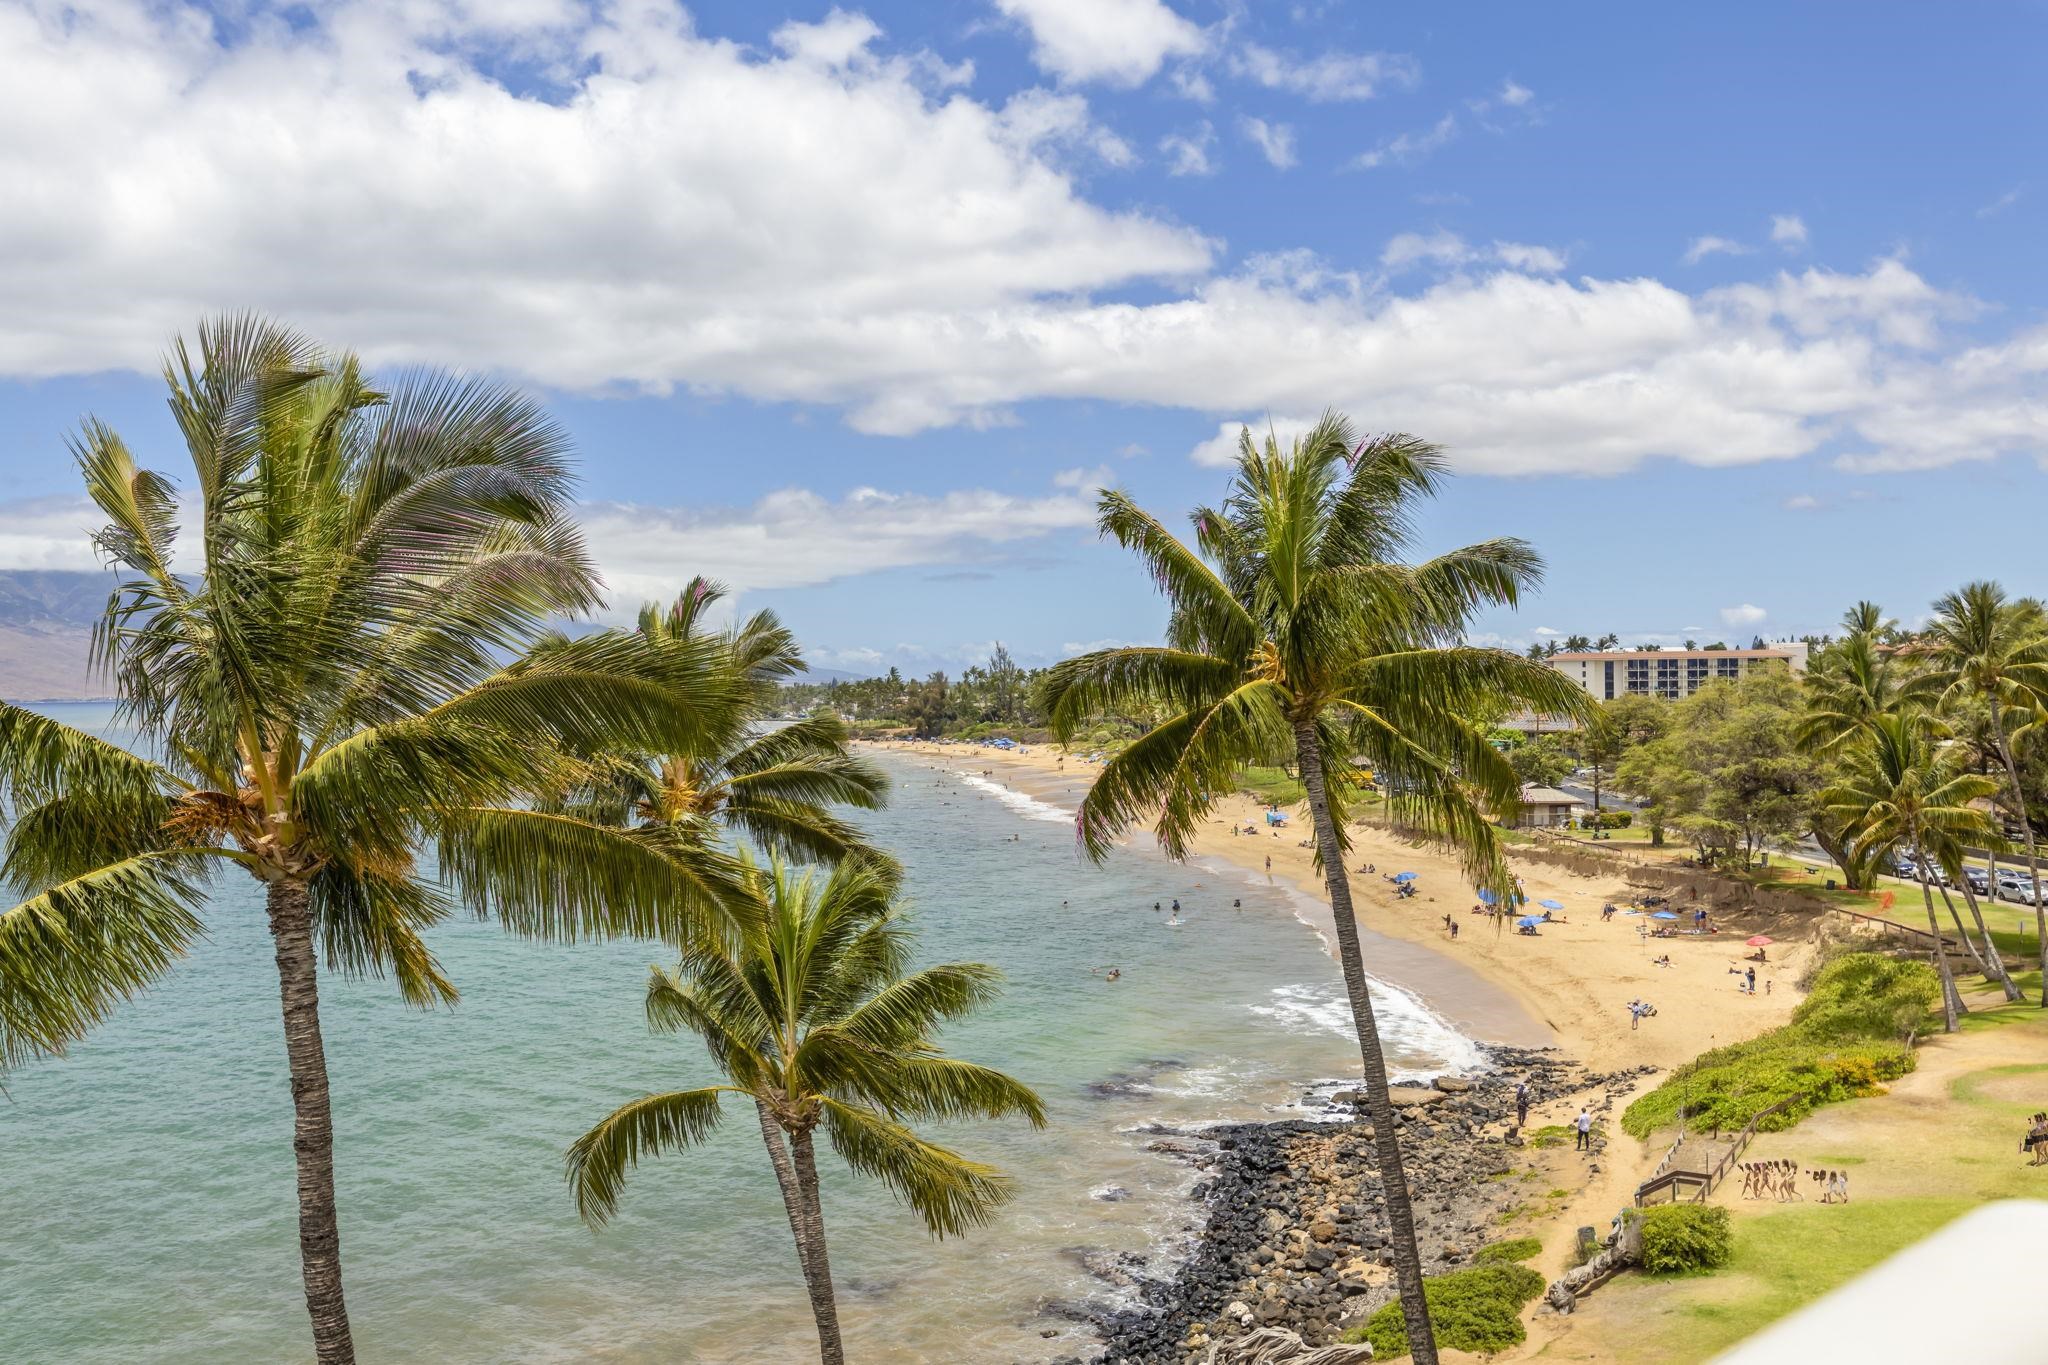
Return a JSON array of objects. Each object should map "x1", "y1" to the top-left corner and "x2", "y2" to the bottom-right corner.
[
  {"x1": 998, "y1": 88, "x2": 1137, "y2": 168},
  {"x1": 1231, "y1": 43, "x2": 1420, "y2": 102},
  {"x1": 1684, "y1": 236, "x2": 1751, "y2": 265},
  {"x1": 994, "y1": 0, "x2": 1204, "y2": 88},
  {"x1": 0, "y1": 494, "x2": 121, "y2": 572},
  {"x1": 1052, "y1": 463, "x2": 1115, "y2": 490},
  {"x1": 1380, "y1": 232, "x2": 1563, "y2": 274},
  {"x1": 1782, "y1": 493, "x2": 1822, "y2": 511},
  {"x1": 1770, "y1": 214, "x2": 1809, "y2": 250},
  {"x1": 1498, "y1": 79, "x2": 1534, "y2": 107},
  {"x1": 1351, "y1": 113, "x2": 1458, "y2": 170},
  {"x1": 1719, "y1": 603, "x2": 1768, "y2": 627},
  {"x1": 1978, "y1": 185, "x2": 2023, "y2": 219},
  {"x1": 1240, "y1": 116, "x2": 1297, "y2": 169},
  {"x1": 1160, "y1": 121, "x2": 1217, "y2": 176},
  {"x1": 1, "y1": 5, "x2": 2044, "y2": 478}
]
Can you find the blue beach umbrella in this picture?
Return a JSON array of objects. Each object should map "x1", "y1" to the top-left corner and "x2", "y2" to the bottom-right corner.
[
  {"x1": 1477, "y1": 889, "x2": 1499, "y2": 905},
  {"x1": 1538, "y1": 898, "x2": 1564, "y2": 910},
  {"x1": 1652, "y1": 910, "x2": 1679, "y2": 920},
  {"x1": 1394, "y1": 871, "x2": 1418, "y2": 882},
  {"x1": 1516, "y1": 915, "x2": 1542, "y2": 928}
]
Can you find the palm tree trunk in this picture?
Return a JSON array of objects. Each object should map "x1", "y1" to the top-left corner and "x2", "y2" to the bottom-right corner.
[
  {"x1": 265, "y1": 878, "x2": 356, "y2": 1365},
  {"x1": 1293, "y1": 719, "x2": 1439, "y2": 1365},
  {"x1": 756, "y1": 1100, "x2": 826, "y2": 1292},
  {"x1": 1932, "y1": 878, "x2": 1989, "y2": 974},
  {"x1": 787, "y1": 1128, "x2": 846, "y2": 1365},
  {"x1": 1957, "y1": 878, "x2": 2023, "y2": 1001},
  {"x1": 1911, "y1": 848, "x2": 1961, "y2": 1032},
  {"x1": 1989, "y1": 702, "x2": 2048, "y2": 1007}
]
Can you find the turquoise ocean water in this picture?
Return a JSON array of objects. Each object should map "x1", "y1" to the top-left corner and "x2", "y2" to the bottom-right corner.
[{"x1": 0, "y1": 710, "x2": 1487, "y2": 1362}]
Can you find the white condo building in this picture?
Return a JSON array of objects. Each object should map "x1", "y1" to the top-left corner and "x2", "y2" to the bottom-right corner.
[{"x1": 1547, "y1": 643, "x2": 1809, "y2": 702}]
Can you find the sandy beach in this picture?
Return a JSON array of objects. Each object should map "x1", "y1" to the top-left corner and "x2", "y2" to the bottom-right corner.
[{"x1": 876, "y1": 738, "x2": 1806, "y2": 1077}]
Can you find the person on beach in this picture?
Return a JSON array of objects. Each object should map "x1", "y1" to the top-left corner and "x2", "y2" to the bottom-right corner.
[
  {"x1": 1746, "y1": 966, "x2": 1757, "y2": 995},
  {"x1": 1515, "y1": 1082, "x2": 1530, "y2": 1130},
  {"x1": 1449, "y1": 920, "x2": 1459, "y2": 940},
  {"x1": 1575, "y1": 1108, "x2": 1593, "y2": 1151},
  {"x1": 2027, "y1": 1113, "x2": 2048, "y2": 1165},
  {"x1": 1265, "y1": 856, "x2": 1271, "y2": 872}
]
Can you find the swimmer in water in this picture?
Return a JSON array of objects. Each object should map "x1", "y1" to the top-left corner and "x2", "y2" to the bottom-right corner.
[
  {"x1": 1233, "y1": 898, "x2": 1241, "y2": 909},
  {"x1": 1106, "y1": 967, "x2": 1121, "y2": 981},
  {"x1": 1171, "y1": 899, "x2": 1181, "y2": 914}
]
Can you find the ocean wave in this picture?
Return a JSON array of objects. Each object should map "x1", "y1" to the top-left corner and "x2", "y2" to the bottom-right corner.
[
  {"x1": 956, "y1": 772, "x2": 1075, "y2": 824},
  {"x1": 1248, "y1": 979, "x2": 1485, "y2": 1079}
]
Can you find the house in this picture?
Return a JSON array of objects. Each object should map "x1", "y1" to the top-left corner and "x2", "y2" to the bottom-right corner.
[{"x1": 1515, "y1": 784, "x2": 1581, "y2": 829}]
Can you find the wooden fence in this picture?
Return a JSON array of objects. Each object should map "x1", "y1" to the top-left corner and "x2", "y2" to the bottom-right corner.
[{"x1": 1633, "y1": 1096, "x2": 1800, "y2": 1208}]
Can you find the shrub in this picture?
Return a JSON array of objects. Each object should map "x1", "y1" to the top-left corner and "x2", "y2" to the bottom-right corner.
[
  {"x1": 1621, "y1": 953, "x2": 1934, "y2": 1138},
  {"x1": 1472, "y1": 1236, "x2": 1542, "y2": 1265},
  {"x1": 1637, "y1": 1204, "x2": 1733, "y2": 1274},
  {"x1": 1340, "y1": 1263, "x2": 1546, "y2": 1357}
]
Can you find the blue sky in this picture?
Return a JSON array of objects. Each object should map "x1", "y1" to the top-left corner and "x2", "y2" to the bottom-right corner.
[{"x1": 1, "y1": 0, "x2": 2044, "y2": 673}]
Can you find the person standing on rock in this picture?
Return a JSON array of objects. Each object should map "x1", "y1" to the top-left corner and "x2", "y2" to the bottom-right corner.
[
  {"x1": 1515, "y1": 1082, "x2": 1530, "y2": 1131},
  {"x1": 1575, "y1": 1107, "x2": 1592, "y2": 1151}
]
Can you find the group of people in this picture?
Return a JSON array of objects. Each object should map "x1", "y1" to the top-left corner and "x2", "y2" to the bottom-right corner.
[
  {"x1": 1740, "y1": 1159, "x2": 1849, "y2": 1204},
  {"x1": 2025, "y1": 1113, "x2": 2048, "y2": 1164},
  {"x1": 1725, "y1": 964, "x2": 1768, "y2": 995},
  {"x1": 1627, "y1": 998, "x2": 1658, "y2": 1030}
]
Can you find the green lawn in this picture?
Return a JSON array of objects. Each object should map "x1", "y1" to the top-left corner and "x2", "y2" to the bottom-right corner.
[
  {"x1": 1239, "y1": 765, "x2": 1305, "y2": 805},
  {"x1": 1599, "y1": 1198, "x2": 1975, "y2": 1361}
]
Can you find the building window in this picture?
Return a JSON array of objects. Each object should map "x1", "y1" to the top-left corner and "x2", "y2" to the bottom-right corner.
[{"x1": 1604, "y1": 661, "x2": 1614, "y2": 700}]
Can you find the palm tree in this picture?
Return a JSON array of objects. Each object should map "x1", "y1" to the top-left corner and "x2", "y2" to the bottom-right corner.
[
  {"x1": 1039, "y1": 414, "x2": 1589, "y2": 1364},
  {"x1": 1595, "y1": 632, "x2": 1621, "y2": 650},
  {"x1": 554, "y1": 577, "x2": 891, "y2": 867},
  {"x1": 0, "y1": 318, "x2": 745, "y2": 1364},
  {"x1": 1821, "y1": 712, "x2": 2000, "y2": 1031},
  {"x1": 1916, "y1": 583, "x2": 2048, "y2": 1003},
  {"x1": 566, "y1": 855, "x2": 1045, "y2": 1365}
]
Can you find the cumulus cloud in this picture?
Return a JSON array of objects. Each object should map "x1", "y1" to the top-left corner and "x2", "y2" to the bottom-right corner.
[
  {"x1": 1, "y1": 3, "x2": 2045, "y2": 477},
  {"x1": 993, "y1": 0, "x2": 1204, "y2": 87},
  {"x1": 1684, "y1": 235, "x2": 1751, "y2": 265},
  {"x1": 1160, "y1": 121, "x2": 1217, "y2": 176},
  {"x1": 1719, "y1": 603, "x2": 1768, "y2": 627},
  {"x1": 1240, "y1": 116, "x2": 1297, "y2": 169},
  {"x1": 1381, "y1": 232, "x2": 1564, "y2": 274},
  {"x1": 1230, "y1": 42, "x2": 1419, "y2": 102},
  {"x1": 1052, "y1": 463, "x2": 1115, "y2": 490},
  {"x1": 1498, "y1": 79, "x2": 1534, "y2": 107},
  {"x1": 1351, "y1": 113, "x2": 1459, "y2": 170},
  {"x1": 1771, "y1": 214, "x2": 1809, "y2": 250}
]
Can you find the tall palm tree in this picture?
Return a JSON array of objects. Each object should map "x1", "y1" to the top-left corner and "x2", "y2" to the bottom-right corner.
[
  {"x1": 0, "y1": 318, "x2": 745, "y2": 1364},
  {"x1": 1039, "y1": 414, "x2": 1590, "y2": 1365},
  {"x1": 566, "y1": 855, "x2": 1045, "y2": 1365},
  {"x1": 1822, "y1": 712, "x2": 2000, "y2": 1032},
  {"x1": 1916, "y1": 583, "x2": 2048, "y2": 1003}
]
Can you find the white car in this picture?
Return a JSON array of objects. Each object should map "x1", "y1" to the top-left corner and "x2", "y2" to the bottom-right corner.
[{"x1": 2001, "y1": 878, "x2": 2043, "y2": 906}]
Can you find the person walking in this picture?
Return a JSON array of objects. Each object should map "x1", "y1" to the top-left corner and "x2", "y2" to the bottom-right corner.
[
  {"x1": 1514, "y1": 1082, "x2": 1530, "y2": 1131},
  {"x1": 1575, "y1": 1108, "x2": 1593, "y2": 1151},
  {"x1": 1745, "y1": 966, "x2": 1757, "y2": 995}
]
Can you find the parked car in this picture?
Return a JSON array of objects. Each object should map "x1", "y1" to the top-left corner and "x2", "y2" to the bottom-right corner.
[{"x1": 2001, "y1": 878, "x2": 2042, "y2": 906}]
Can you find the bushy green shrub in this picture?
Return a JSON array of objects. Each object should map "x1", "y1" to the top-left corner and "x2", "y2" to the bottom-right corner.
[
  {"x1": 1637, "y1": 1204, "x2": 1733, "y2": 1274},
  {"x1": 1586, "y1": 810, "x2": 1633, "y2": 829},
  {"x1": 1340, "y1": 1263, "x2": 1546, "y2": 1357},
  {"x1": 1472, "y1": 1236, "x2": 1542, "y2": 1265},
  {"x1": 1621, "y1": 953, "x2": 1933, "y2": 1138}
]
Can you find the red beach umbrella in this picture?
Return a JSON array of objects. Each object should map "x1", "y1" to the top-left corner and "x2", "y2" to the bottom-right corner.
[{"x1": 1746, "y1": 935, "x2": 1773, "y2": 947}]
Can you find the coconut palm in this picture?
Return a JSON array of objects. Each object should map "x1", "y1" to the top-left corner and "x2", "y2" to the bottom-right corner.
[
  {"x1": 566, "y1": 855, "x2": 1045, "y2": 1365},
  {"x1": 555, "y1": 577, "x2": 891, "y2": 867},
  {"x1": 0, "y1": 318, "x2": 747, "y2": 1365},
  {"x1": 1915, "y1": 583, "x2": 2048, "y2": 1003},
  {"x1": 1038, "y1": 414, "x2": 1590, "y2": 1365},
  {"x1": 1821, "y1": 712, "x2": 2000, "y2": 1032}
]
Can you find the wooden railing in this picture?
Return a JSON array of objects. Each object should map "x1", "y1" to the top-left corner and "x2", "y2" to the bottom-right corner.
[{"x1": 1633, "y1": 1096, "x2": 1800, "y2": 1208}]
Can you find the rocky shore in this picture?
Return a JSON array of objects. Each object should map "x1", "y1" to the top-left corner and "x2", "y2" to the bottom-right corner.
[{"x1": 1055, "y1": 1047, "x2": 1657, "y2": 1365}]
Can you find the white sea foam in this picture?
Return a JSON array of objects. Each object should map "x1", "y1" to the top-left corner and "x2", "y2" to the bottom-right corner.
[
  {"x1": 955, "y1": 771, "x2": 1075, "y2": 824},
  {"x1": 1249, "y1": 978, "x2": 1484, "y2": 1080}
]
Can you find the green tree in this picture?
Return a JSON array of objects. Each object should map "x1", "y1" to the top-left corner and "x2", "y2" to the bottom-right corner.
[
  {"x1": 0, "y1": 318, "x2": 741, "y2": 1364},
  {"x1": 566, "y1": 856, "x2": 1045, "y2": 1365},
  {"x1": 1038, "y1": 414, "x2": 1588, "y2": 1365},
  {"x1": 1915, "y1": 583, "x2": 2048, "y2": 1004},
  {"x1": 1506, "y1": 734, "x2": 1572, "y2": 789},
  {"x1": 1619, "y1": 672, "x2": 1818, "y2": 868},
  {"x1": 1566, "y1": 695, "x2": 1667, "y2": 825},
  {"x1": 1821, "y1": 712, "x2": 2001, "y2": 1031}
]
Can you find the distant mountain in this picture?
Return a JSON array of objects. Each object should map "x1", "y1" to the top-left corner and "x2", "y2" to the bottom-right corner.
[
  {"x1": 791, "y1": 665, "x2": 868, "y2": 684},
  {"x1": 0, "y1": 570, "x2": 112, "y2": 700}
]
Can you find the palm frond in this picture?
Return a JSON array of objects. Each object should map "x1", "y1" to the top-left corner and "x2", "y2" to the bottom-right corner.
[
  {"x1": 565, "y1": 1087, "x2": 730, "y2": 1227},
  {"x1": 820, "y1": 1097, "x2": 1014, "y2": 1238}
]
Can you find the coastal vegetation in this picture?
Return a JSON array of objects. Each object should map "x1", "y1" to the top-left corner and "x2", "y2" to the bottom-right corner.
[
  {"x1": 0, "y1": 318, "x2": 755, "y2": 1364},
  {"x1": 1635, "y1": 1204, "x2": 1734, "y2": 1275},
  {"x1": 1040, "y1": 412, "x2": 1590, "y2": 1364},
  {"x1": 1339, "y1": 1260, "x2": 1546, "y2": 1357},
  {"x1": 1621, "y1": 952, "x2": 1936, "y2": 1137},
  {"x1": 565, "y1": 854, "x2": 1044, "y2": 1365}
]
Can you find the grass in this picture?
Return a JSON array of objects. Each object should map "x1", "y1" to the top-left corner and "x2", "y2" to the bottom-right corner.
[
  {"x1": 1239, "y1": 765, "x2": 1306, "y2": 806},
  {"x1": 1587, "y1": 1198, "x2": 1973, "y2": 1361}
]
